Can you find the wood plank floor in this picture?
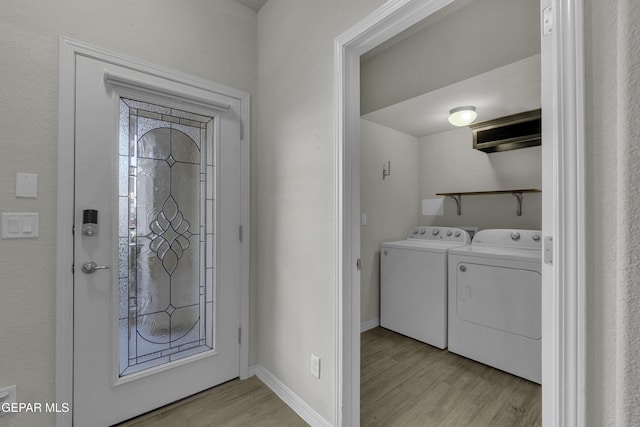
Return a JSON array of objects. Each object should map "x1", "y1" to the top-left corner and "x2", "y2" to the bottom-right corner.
[
  {"x1": 361, "y1": 327, "x2": 542, "y2": 427},
  {"x1": 118, "y1": 327, "x2": 541, "y2": 426},
  {"x1": 116, "y1": 376, "x2": 307, "y2": 427}
]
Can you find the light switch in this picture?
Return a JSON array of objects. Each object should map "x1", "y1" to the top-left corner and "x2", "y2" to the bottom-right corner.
[
  {"x1": 23, "y1": 216, "x2": 33, "y2": 233},
  {"x1": 2, "y1": 213, "x2": 39, "y2": 239},
  {"x1": 16, "y1": 173, "x2": 37, "y2": 198},
  {"x1": 8, "y1": 217, "x2": 20, "y2": 234}
]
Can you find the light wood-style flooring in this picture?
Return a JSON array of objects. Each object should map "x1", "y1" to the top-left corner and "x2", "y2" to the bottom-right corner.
[
  {"x1": 119, "y1": 327, "x2": 541, "y2": 426},
  {"x1": 116, "y1": 376, "x2": 307, "y2": 427},
  {"x1": 361, "y1": 327, "x2": 542, "y2": 426}
]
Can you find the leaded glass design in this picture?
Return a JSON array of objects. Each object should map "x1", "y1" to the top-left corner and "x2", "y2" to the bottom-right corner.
[{"x1": 118, "y1": 98, "x2": 215, "y2": 377}]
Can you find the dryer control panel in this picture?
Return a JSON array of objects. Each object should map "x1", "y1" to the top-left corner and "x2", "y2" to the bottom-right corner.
[
  {"x1": 472, "y1": 229, "x2": 542, "y2": 249},
  {"x1": 406, "y1": 226, "x2": 471, "y2": 244}
]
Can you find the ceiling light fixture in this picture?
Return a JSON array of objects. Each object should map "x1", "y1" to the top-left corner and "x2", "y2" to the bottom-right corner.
[{"x1": 448, "y1": 106, "x2": 477, "y2": 127}]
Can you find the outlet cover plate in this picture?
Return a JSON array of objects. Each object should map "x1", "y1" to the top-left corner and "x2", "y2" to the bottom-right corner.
[{"x1": 310, "y1": 355, "x2": 320, "y2": 379}]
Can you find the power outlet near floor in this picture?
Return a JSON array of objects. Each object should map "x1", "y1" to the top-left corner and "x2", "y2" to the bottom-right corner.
[
  {"x1": 0, "y1": 385, "x2": 17, "y2": 417},
  {"x1": 310, "y1": 354, "x2": 321, "y2": 379}
]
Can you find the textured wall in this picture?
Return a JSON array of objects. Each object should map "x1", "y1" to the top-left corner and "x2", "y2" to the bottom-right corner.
[
  {"x1": 613, "y1": 0, "x2": 640, "y2": 424},
  {"x1": 255, "y1": 0, "x2": 386, "y2": 423},
  {"x1": 584, "y1": 0, "x2": 640, "y2": 425},
  {"x1": 584, "y1": 0, "x2": 618, "y2": 423},
  {"x1": 0, "y1": 1, "x2": 257, "y2": 426},
  {"x1": 360, "y1": 120, "x2": 420, "y2": 326},
  {"x1": 417, "y1": 128, "x2": 542, "y2": 230}
]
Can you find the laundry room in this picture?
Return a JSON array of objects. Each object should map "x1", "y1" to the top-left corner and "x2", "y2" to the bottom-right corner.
[{"x1": 359, "y1": 0, "x2": 544, "y2": 423}]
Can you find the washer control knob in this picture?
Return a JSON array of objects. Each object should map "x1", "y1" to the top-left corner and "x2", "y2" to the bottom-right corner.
[
  {"x1": 459, "y1": 265, "x2": 467, "y2": 272},
  {"x1": 532, "y1": 233, "x2": 541, "y2": 241},
  {"x1": 510, "y1": 231, "x2": 521, "y2": 241},
  {"x1": 446, "y1": 230, "x2": 453, "y2": 237},
  {"x1": 455, "y1": 231, "x2": 461, "y2": 237},
  {"x1": 432, "y1": 229, "x2": 440, "y2": 236},
  {"x1": 420, "y1": 229, "x2": 426, "y2": 235},
  {"x1": 413, "y1": 229, "x2": 419, "y2": 235}
]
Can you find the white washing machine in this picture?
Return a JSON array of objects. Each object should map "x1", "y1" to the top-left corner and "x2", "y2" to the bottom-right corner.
[
  {"x1": 447, "y1": 229, "x2": 542, "y2": 383},
  {"x1": 380, "y1": 226, "x2": 471, "y2": 348}
]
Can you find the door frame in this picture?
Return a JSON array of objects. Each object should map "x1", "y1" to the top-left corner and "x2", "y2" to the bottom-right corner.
[
  {"x1": 56, "y1": 37, "x2": 251, "y2": 427},
  {"x1": 334, "y1": 0, "x2": 585, "y2": 426}
]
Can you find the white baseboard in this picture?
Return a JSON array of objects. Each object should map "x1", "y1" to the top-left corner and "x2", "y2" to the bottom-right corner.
[
  {"x1": 252, "y1": 364, "x2": 332, "y2": 427},
  {"x1": 361, "y1": 317, "x2": 379, "y2": 332}
]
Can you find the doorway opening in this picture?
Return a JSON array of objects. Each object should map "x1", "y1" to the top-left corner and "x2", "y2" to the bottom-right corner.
[
  {"x1": 56, "y1": 38, "x2": 251, "y2": 426},
  {"x1": 359, "y1": 0, "x2": 542, "y2": 423},
  {"x1": 335, "y1": 0, "x2": 585, "y2": 426}
]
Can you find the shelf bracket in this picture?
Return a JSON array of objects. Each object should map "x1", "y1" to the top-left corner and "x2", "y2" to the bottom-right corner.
[
  {"x1": 512, "y1": 192, "x2": 524, "y2": 216},
  {"x1": 448, "y1": 194, "x2": 462, "y2": 216}
]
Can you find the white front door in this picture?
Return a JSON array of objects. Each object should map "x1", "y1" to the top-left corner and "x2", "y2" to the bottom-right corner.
[{"x1": 72, "y1": 53, "x2": 243, "y2": 426}]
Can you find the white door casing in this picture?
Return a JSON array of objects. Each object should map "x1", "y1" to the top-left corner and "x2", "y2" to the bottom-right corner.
[
  {"x1": 56, "y1": 39, "x2": 250, "y2": 427},
  {"x1": 335, "y1": 0, "x2": 585, "y2": 426}
]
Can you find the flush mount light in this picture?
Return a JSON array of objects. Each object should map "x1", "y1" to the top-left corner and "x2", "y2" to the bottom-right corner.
[{"x1": 448, "y1": 106, "x2": 477, "y2": 127}]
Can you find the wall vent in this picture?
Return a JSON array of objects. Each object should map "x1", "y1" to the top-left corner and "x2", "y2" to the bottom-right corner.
[{"x1": 470, "y1": 109, "x2": 541, "y2": 153}]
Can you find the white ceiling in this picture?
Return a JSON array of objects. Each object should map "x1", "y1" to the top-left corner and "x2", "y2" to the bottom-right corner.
[
  {"x1": 234, "y1": 0, "x2": 267, "y2": 12},
  {"x1": 361, "y1": 0, "x2": 475, "y2": 62},
  {"x1": 362, "y1": 54, "x2": 541, "y2": 138}
]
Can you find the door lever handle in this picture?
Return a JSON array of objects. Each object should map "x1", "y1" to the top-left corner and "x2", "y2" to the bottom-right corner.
[{"x1": 81, "y1": 261, "x2": 110, "y2": 274}]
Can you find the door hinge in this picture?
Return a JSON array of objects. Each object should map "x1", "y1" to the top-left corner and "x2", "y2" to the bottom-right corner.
[
  {"x1": 240, "y1": 120, "x2": 244, "y2": 140},
  {"x1": 238, "y1": 327, "x2": 242, "y2": 344},
  {"x1": 239, "y1": 225, "x2": 243, "y2": 242},
  {"x1": 356, "y1": 259, "x2": 361, "y2": 271},
  {"x1": 544, "y1": 236, "x2": 553, "y2": 264},
  {"x1": 71, "y1": 225, "x2": 76, "y2": 273},
  {"x1": 543, "y1": 6, "x2": 553, "y2": 36}
]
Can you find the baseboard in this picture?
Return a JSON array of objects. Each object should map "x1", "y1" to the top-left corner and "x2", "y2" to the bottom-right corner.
[
  {"x1": 361, "y1": 317, "x2": 380, "y2": 332},
  {"x1": 252, "y1": 364, "x2": 332, "y2": 427}
]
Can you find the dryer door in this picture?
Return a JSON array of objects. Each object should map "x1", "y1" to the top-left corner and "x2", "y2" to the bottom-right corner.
[{"x1": 455, "y1": 261, "x2": 541, "y2": 339}]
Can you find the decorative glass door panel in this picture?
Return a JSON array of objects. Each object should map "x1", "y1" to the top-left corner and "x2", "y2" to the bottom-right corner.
[
  {"x1": 73, "y1": 52, "x2": 241, "y2": 425},
  {"x1": 118, "y1": 98, "x2": 215, "y2": 377}
]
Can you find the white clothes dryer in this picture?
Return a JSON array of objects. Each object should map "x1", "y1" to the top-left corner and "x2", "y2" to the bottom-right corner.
[
  {"x1": 380, "y1": 226, "x2": 471, "y2": 349},
  {"x1": 447, "y1": 229, "x2": 542, "y2": 383}
]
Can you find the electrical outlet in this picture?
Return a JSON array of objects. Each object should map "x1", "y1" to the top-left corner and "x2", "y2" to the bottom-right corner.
[
  {"x1": 0, "y1": 385, "x2": 17, "y2": 417},
  {"x1": 310, "y1": 354, "x2": 321, "y2": 379}
]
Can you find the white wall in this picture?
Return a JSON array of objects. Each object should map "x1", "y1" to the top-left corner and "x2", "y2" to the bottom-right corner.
[
  {"x1": 0, "y1": 2, "x2": 257, "y2": 426},
  {"x1": 418, "y1": 128, "x2": 542, "y2": 230},
  {"x1": 255, "y1": 0, "x2": 386, "y2": 423},
  {"x1": 360, "y1": 120, "x2": 419, "y2": 327},
  {"x1": 584, "y1": 0, "x2": 640, "y2": 425},
  {"x1": 360, "y1": 0, "x2": 540, "y2": 114}
]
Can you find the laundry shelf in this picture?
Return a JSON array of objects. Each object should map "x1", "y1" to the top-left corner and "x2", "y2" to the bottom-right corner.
[{"x1": 436, "y1": 189, "x2": 541, "y2": 216}]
